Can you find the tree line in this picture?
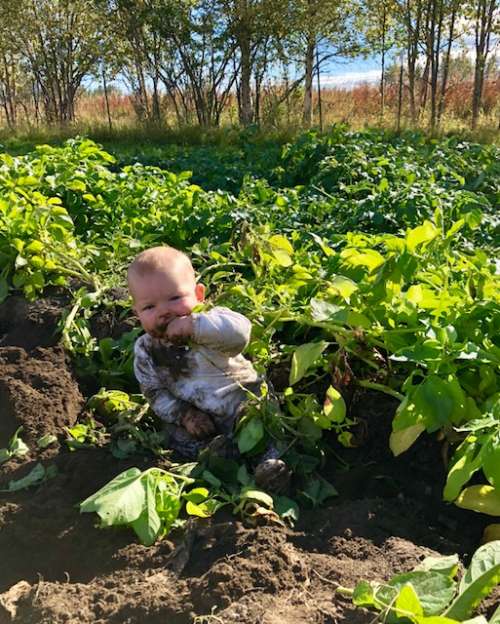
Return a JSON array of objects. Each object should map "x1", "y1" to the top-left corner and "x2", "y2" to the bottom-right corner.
[{"x1": 0, "y1": 0, "x2": 498, "y2": 132}]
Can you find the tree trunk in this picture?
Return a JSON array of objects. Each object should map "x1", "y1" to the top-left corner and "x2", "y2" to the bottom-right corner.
[
  {"x1": 429, "y1": 0, "x2": 443, "y2": 133},
  {"x1": 239, "y1": 30, "x2": 253, "y2": 126},
  {"x1": 380, "y1": 3, "x2": 387, "y2": 121},
  {"x1": 316, "y1": 44, "x2": 322, "y2": 130},
  {"x1": 471, "y1": 0, "x2": 496, "y2": 130},
  {"x1": 303, "y1": 36, "x2": 315, "y2": 127},
  {"x1": 397, "y1": 52, "x2": 404, "y2": 132},
  {"x1": 437, "y1": 3, "x2": 457, "y2": 125},
  {"x1": 405, "y1": 0, "x2": 422, "y2": 125},
  {"x1": 419, "y1": 58, "x2": 430, "y2": 112},
  {"x1": 102, "y1": 63, "x2": 113, "y2": 131}
]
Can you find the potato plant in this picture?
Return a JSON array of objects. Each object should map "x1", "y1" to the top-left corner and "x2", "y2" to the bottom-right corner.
[{"x1": 0, "y1": 129, "x2": 498, "y2": 544}]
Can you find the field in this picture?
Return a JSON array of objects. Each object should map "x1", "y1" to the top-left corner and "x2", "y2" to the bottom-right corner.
[{"x1": 0, "y1": 127, "x2": 499, "y2": 623}]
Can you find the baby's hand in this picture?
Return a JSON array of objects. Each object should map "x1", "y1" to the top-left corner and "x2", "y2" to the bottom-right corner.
[
  {"x1": 166, "y1": 316, "x2": 193, "y2": 344},
  {"x1": 181, "y1": 407, "x2": 216, "y2": 440}
]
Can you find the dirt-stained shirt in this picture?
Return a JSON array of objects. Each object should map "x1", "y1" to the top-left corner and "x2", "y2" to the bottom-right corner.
[{"x1": 133, "y1": 307, "x2": 261, "y2": 433}]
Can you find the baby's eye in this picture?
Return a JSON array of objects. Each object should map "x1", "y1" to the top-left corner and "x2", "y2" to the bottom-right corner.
[
  {"x1": 142, "y1": 304, "x2": 154, "y2": 311},
  {"x1": 170, "y1": 296, "x2": 181, "y2": 301}
]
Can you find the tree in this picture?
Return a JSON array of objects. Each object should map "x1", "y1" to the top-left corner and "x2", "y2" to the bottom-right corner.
[
  {"x1": 18, "y1": 0, "x2": 105, "y2": 124},
  {"x1": 282, "y1": 0, "x2": 360, "y2": 127},
  {"x1": 360, "y1": 0, "x2": 401, "y2": 120},
  {"x1": 470, "y1": 0, "x2": 498, "y2": 129},
  {"x1": 0, "y1": 1, "x2": 23, "y2": 127}
]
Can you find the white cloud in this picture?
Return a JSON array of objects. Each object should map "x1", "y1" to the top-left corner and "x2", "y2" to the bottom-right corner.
[{"x1": 320, "y1": 69, "x2": 381, "y2": 87}]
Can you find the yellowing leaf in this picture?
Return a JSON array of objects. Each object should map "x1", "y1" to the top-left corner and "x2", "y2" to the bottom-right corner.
[
  {"x1": 323, "y1": 386, "x2": 346, "y2": 423},
  {"x1": 268, "y1": 234, "x2": 293, "y2": 254},
  {"x1": 390, "y1": 423, "x2": 426, "y2": 456},
  {"x1": 329, "y1": 275, "x2": 359, "y2": 302},
  {"x1": 340, "y1": 248, "x2": 385, "y2": 272},
  {"x1": 482, "y1": 524, "x2": 500, "y2": 544},
  {"x1": 395, "y1": 584, "x2": 423, "y2": 618},
  {"x1": 269, "y1": 235, "x2": 293, "y2": 266},
  {"x1": 406, "y1": 221, "x2": 439, "y2": 252},
  {"x1": 455, "y1": 485, "x2": 500, "y2": 516}
]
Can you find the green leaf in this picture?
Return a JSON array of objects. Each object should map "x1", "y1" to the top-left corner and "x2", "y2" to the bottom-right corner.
[
  {"x1": 0, "y1": 276, "x2": 8, "y2": 303},
  {"x1": 0, "y1": 427, "x2": 30, "y2": 463},
  {"x1": 289, "y1": 341, "x2": 328, "y2": 385},
  {"x1": 323, "y1": 386, "x2": 347, "y2": 424},
  {"x1": 329, "y1": 275, "x2": 358, "y2": 302},
  {"x1": 385, "y1": 571, "x2": 456, "y2": 615},
  {"x1": 444, "y1": 438, "x2": 484, "y2": 502},
  {"x1": 483, "y1": 436, "x2": 500, "y2": 487},
  {"x1": 300, "y1": 476, "x2": 338, "y2": 507},
  {"x1": 4, "y1": 463, "x2": 52, "y2": 492},
  {"x1": 445, "y1": 541, "x2": 500, "y2": 620},
  {"x1": 406, "y1": 221, "x2": 439, "y2": 252},
  {"x1": 415, "y1": 617, "x2": 461, "y2": 624},
  {"x1": 415, "y1": 554, "x2": 459, "y2": 578},
  {"x1": 237, "y1": 464, "x2": 251, "y2": 486},
  {"x1": 237, "y1": 417, "x2": 264, "y2": 453},
  {"x1": 391, "y1": 375, "x2": 468, "y2": 457},
  {"x1": 80, "y1": 467, "x2": 146, "y2": 526},
  {"x1": 186, "y1": 498, "x2": 222, "y2": 518},
  {"x1": 67, "y1": 179, "x2": 86, "y2": 192},
  {"x1": 184, "y1": 487, "x2": 209, "y2": 504},
  {"x1": 0, "y1": 449, "x2": 11, "y2": 464},
  {"x1": 201, "y1": 469, "x2": 222, "y2": 488},
  {"x1": 352, "y1": 580, "x2": 377, "y2": 607},
  {"x1": 274, "y1": 496, "x2": 299, "y2": 524},
  {"x1": 394, "y1": 583, "x2": 424, "y2": 618},
  {"x1": 310, "y1": 299, "x2": 344, "y2": 322},
  {"x1": 130, "y1": 471, "x2": 161, "y2": 546},
  {"x1": 239, "y1": 487, "x2": 274, "y2": 508},
  {"x1": 489, "y1": 604, "x2": 500, "y2": 624},
  {"x1": 37, "y1": 434, "x2": 58, "y2": 449},
  {"x1": 156, "y1": 484, "x2": 182, "y2": 535}
]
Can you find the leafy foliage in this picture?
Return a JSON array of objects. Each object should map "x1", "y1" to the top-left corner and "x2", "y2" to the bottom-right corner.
[
  {"x1": 1, "y1": 128, "x2": 498, "y2": 529},
  {"x1": 341, "y1": 541, "x2": 500, "y2": 624}
]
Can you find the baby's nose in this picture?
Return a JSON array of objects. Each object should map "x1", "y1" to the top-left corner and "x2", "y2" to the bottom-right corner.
[{"x1": 158, "y1": 309, "x2": 171, "y2": 321}]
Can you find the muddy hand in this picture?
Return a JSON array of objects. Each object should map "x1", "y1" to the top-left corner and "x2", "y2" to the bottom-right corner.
[
  {"x1": 181, "y1": 407, "x2": 216, "y2": 440},
  {"x1": 166, "y1": 316, "x2": 193, "y2": 344}
]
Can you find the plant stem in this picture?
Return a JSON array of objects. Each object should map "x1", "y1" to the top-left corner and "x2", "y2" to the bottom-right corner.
[{"x1": 357, "y1": 380, "x2": 404, "y2": 401}]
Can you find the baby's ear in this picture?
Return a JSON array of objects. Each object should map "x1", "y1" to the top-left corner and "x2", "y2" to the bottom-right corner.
[{"x1": 195, "y1": 283, "x2": 205, "y2": 302}]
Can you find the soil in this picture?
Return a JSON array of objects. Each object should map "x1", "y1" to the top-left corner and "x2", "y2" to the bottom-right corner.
[{"x1": 0, "y1": 296, "x2": 498, "y2": 624}]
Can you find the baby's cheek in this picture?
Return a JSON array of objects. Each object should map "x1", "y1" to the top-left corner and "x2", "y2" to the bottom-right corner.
[{"x1": 174, "y1": 301, "x2": 193, "y2": 316}]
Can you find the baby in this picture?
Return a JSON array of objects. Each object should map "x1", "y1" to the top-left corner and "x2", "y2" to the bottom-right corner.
[{"x1": 128, "y1": 246, "x2": 289, "y2": 490}]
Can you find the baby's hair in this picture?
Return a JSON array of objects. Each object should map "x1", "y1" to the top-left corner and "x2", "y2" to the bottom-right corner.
[{"x1": 127, "y1": 246, "x2": 195, "y2": 289}]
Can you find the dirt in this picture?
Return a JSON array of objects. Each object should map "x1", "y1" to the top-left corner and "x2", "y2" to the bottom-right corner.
[{"x1": 0, "y1": 296, "x2": 498, "y2": 624}]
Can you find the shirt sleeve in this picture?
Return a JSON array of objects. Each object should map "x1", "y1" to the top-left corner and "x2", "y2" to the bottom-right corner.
[
  {"x1": 133, "y1": 335, "x2": 186, "y2": 425},
  {"x1": 192, "y1": 307, "x2": 251, "y2": 356}
]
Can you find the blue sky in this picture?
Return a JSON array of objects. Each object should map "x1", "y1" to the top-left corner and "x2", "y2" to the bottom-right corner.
[{"x1": 321, "y1": 56, "x2": 384, "y2": 86}]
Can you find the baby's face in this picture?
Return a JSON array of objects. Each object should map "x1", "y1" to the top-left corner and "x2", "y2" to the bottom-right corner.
[{"x1": 130, "y1": 268, "x2": 205, "y2": 338}]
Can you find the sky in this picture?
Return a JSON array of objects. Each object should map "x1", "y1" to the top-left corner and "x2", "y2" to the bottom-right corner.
[{"x1": 321, "y1": 58, "x2": 382, "y2": 87}]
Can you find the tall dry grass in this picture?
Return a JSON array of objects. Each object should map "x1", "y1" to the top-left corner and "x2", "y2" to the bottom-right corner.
[{"x1": 1, "y1": 78, "x2": 498, "y2": 145}]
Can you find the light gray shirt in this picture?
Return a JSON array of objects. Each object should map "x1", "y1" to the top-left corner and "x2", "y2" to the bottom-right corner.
[{"x1": 134, "y1": 307, "x2": 261, "y2": 432}]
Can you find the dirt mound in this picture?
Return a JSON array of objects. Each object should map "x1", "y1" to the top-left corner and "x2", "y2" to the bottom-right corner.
[
  {"x1": 0, "y1": 295, "x2": 84, "y2": 447},
  {"x1": 0, "y1": 295, "x2": 496, "y2": 624},
  {"x1": 0, "y1": 295, "x2": 66, "y2": 352},
  {"x1": 0, "y1": 458, "x2": 448, "y2": 624},
  {"x1": 0, "y1": 346, "x2": 83, "y2": 446}
]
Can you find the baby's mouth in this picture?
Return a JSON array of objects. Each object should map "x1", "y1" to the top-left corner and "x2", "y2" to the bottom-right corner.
[
  {"x1": 154, "y1": 323, "x2": 168, "y2": 336},
  {"x1": 153, "y1": 318, "x2": 174, "y2": 337}
]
